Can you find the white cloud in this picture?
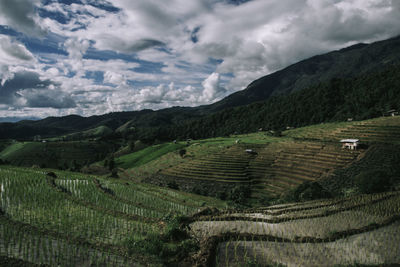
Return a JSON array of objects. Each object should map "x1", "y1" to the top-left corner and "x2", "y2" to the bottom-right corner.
[
  {"x1": 200, "y1": 72, "x2": 226, "y2": 102},
  {"x1": 0, "y1": 0, "x2": 399, "y2": 119},
  {"x1": 0, "y1": 35, "x2": 36, "y2": 84},
  {"x1": 64, "y1": 38, "x2": 90, "y2": 60}
]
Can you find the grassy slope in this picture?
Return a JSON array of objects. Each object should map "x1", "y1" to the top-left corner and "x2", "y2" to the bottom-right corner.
[
  {"x1": 0, "y1": 142, "x2": 31, "y2": 158},
  {"x1": 115, "y1": 142, "x2": 187, "y2": 169},
  {"x1": 48, "y1": 125, "x2": 113, "y2": 141},
  {"x1": 0, "y1": 141, "x2": 113, "y2": 169}
]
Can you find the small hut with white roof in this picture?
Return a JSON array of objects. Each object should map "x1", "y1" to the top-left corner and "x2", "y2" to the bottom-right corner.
[{"x1": 340, "y1": 139, "x2": 359, "y2": 150}]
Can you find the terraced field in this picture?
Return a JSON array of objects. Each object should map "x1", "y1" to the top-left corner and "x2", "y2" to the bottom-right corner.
[
  {"x1": 189, "y1": 191, "x2": 400, "y2": 266},
  {"x1": 160, "y1": 145, "x2": 259, "y2": 183},
  {"x1": 0, "y1": 166, "x2": 226, "y2": 266},
  {"x1": 252, "y1": 142, "x2": 361, "y2": 197},
  {"x1": 159, "y1": 141, "x2": 360, "y2": 199},
  {"x1": 286, "y1": 116, "x2": 400, "y2": 144}
]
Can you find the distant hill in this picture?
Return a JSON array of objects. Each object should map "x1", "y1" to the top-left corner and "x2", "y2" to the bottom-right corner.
[{"x1": 1, "y1": 35, "x2": 400, "y2": 140}]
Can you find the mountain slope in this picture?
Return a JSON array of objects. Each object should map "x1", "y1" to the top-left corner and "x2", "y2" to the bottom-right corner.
[{"x1": 208, "y1": 35, "x2": 400, "y2": 111}]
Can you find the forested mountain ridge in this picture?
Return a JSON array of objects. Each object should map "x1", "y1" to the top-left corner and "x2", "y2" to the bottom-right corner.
[
  {"x1": 1, "y1": 35, "x2": 400, "y2": 140},
  {"x1": 165, "y1": 63, "x2": 400, "y2": 140},
  {"x1": 207, "y1": 35, "x2": 400, "y2": 111}
]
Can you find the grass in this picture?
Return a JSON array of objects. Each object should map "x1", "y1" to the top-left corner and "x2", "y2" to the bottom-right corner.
[
  {"x1": 115, "y1": 142, "x2": 187, "y2": 169},
  {"x1": 0, "y1": 142, "x2": 31, "y2": 158}
]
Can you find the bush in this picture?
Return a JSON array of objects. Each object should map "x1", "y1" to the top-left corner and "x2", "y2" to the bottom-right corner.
[
  {"x1": 355, "y1": 170, "x2": 392, "y2": 194},
  {"x1": 287, "y1": 182, "x2": 332, "y2": 202}
]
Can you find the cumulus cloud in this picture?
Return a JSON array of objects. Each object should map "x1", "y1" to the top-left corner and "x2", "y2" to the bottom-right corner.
[
  {"x1": 200, "y1": 72, "x2": 226, "y2": 102},
  {"x1": 0, "y1": 35, "x2": 36, "y2": 83},
  {"x1": 59, "y1": 0, "x2": 400, "y2": 92},
  {"x1": 0, "y1": 0, "x2": 400, "y2": 119},
  {"x1": 64, "y1": 38, "x2": 90, "y2": 60}
]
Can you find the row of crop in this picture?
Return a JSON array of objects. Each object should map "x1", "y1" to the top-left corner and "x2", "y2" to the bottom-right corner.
[
  {"x1": 0, "y1": 216, "x2": 139, "y2": 266},
  {"x1": 215, "y1": 221, "x2": 400, "y2": 267},
  {"x1": 98, "y1": 180, "x2": 198, "y2": 215},
  {"x1": 191, "y1": 193, "x2": 400, "y2": 240},
  {"x1": 55, "y1": 178, "x2": 165, "y2": 219},
  {"x1": 0, "y1": 168, "x2": 158, "y2": 246},
  {"x1": 193, "y1": 191, "x2": 400, "y2": 222}
]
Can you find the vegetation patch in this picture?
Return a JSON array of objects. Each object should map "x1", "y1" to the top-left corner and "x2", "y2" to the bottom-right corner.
[{"x1": 115, "y1": 142, "x2": 186, "y2": 169}]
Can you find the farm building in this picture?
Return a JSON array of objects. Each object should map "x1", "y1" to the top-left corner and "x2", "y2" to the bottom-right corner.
[
  {"x1": 340, "y1": 139, "x2": 359, "y2": 150},
  {"x1": 385, "y1": 109, "x2": 399, "y2": 116}
]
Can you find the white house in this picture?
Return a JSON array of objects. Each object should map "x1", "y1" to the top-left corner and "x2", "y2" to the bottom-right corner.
[{"x1": 340, "y1": 139, "x2": 359, "y2": 150}]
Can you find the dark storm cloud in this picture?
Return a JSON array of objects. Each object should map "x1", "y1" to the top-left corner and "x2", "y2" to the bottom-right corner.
[
  {"x1": 0, "y1": 71, "x2": 76, "y2": 109},
  {"x1": 25, "y1": 92, "x2": 76, "y2": 108},
  {"x1": 0, "y1": 71, "x2": 52, "y2": 103}
]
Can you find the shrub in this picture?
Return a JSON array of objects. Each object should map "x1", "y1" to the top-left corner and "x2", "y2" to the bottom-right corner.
[{"x1": 355, "y1": 170, "x2": 392, "y2": 194}]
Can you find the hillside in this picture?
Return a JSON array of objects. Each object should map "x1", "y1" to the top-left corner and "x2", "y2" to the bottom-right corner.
[
  {"x1": 104, "y1": 116, "x2": 400, "y2": 207},
  {"x1": 171, "y1": 63, "x2": 400, "y2": 139},
  {"x1": 0, "y1": 116, "x2": 399, "y2": 266},
  {"x1": 0, "y1": 141, "x2": 115, "y2": 169},
  {"x1": 1, "y1": 36, "x2": 400, "y2": 141},
  {"x1": 209, "y1": 35, "x2": 400, "y2": 111}
]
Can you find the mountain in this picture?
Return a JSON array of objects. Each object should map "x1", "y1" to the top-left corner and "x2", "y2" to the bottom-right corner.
[
  {"x1": 171, "y1": 63, "x2": 400, "y2": 139},
  {"x1": 1, "y1": 35, "x2": 400, "y2": 140},
  {"x1": 207, "y1": 36, "x2": 400, "y2": 111}
]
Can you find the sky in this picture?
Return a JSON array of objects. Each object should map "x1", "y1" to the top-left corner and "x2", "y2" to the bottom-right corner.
[{"x1": 0, "y1": 0, "x2": 399, "y2": 120}]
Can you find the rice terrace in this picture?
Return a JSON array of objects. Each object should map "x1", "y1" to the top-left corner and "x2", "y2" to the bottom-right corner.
[
  {"x1": 1, "y1": 1, "x2": 400, "y2": 266},
  {"x1": 0, "y1": 115, "x2": 400, "y2": 266}
]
